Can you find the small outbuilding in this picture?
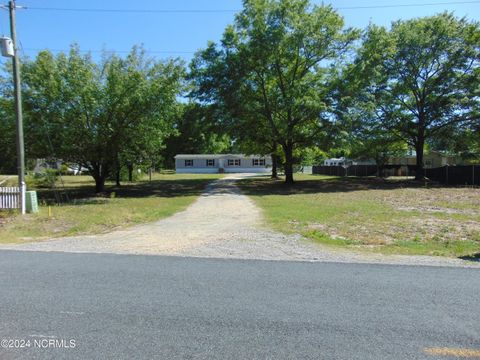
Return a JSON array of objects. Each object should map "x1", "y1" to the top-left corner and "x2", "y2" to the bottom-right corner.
[{"x1": 174, "y1": 154, "x2": 272, "y2": 173}]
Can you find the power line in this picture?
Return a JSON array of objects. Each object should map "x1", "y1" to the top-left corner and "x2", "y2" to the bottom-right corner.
[
  {"x1": 24, "y1": 1, "x2": 480, "y2": 13},
  {"x1": 26, "y1": 7, "x2": 238, "y2": 14},
  {"x1": 21, "y1": 47, "x2": 196, "y2": 55},
  {"x1": 11, "y1": 0, "x2": 480, "y2": 58},
  {"x1": 337, "y1": 0, "x2": 480, "y2": 9}
]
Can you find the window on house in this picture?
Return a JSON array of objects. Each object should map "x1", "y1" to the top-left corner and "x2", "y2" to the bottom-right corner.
[
  {"x1": 206, "y1": 159, "x2": 215, "y2": 167},
  {"x1": 228, "y1": 159, "x2": 241, "y2": 166},
  {"x1": 185, "y1": 160, "x2": 193, "y2": 167},
  {"x1": 253, "y1": 159, "x2": 265, "y2": 166}
]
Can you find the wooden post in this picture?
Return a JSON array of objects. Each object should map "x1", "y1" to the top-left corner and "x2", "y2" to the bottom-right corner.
[{"x1": 9, "y1": 1, "x2": 26, "y2": 215}]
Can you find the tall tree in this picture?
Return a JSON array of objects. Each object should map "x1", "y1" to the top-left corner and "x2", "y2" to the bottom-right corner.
[
  {"x1": 355, "y1": 13, "x2": 480, "y2": 179},
  {"x1": 21, "y1": 46, "x2": 184, "y2": 192},
  {"x1": 330, "y1": 63, "x2": 407, "y2": 175},
  {"x1": 190, "y1": 0, "x2": 358, "y2": 183},
  {"x1": 0, "y1": 72, "x2": 16, "y2": 174}
]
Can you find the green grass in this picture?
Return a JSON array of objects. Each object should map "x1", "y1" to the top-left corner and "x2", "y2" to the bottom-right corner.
[
  {"x1": 378, "y1": 239, "x2": 480, "y2": 257},
  {"x1": 0, "y1": 173, "x2": 222, "y2": 244},
  {"x1": 238, "y1": 174, "x2": 480, "y2": 258},
  {"x1": 0, "y1": 175, "x2": 18, "y2": 187}
]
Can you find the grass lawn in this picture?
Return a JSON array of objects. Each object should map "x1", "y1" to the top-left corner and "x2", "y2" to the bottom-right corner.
[
  {"x1": 238, "y1": 174, "x2": 480, "y2": 257},
  {"x1": 0, "y1": 175, "x2": 18, "y2": 187},
  {"x1": 0, "y1": 173, "x2": 222, "y2": 244}
]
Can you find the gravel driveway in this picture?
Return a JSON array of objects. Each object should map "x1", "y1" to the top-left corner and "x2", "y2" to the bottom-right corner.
[{"x1": 1, "y1": 174, "x2": 478, "y2": 267}]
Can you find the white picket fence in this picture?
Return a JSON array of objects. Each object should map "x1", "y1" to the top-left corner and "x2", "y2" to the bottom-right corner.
[{"x1": 0, "y1": 186, "x2": 20, "y2": 209}]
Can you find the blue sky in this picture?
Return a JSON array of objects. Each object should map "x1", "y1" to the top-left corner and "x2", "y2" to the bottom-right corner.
[{"x1": 0, "y1": 0, "x2": 478, "y2": 65}]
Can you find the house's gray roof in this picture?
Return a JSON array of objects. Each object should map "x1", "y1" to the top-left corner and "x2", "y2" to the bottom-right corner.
[{"x1": 174, "y1": 154, "x2": 268, "y2": 159}]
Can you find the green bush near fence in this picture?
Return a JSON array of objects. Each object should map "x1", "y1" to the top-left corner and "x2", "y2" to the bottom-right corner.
[{"x1": 26, "y1": 169, "x2": 59, "y2": 189}]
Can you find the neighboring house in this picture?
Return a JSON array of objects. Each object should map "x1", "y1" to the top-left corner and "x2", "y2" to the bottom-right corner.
[
  {"x1": 387, "y1": 150, "x2": 458, "y2": 168},
  {"x1": 323, "y1": 151, "x2": 456, "y2": 169},
  {"x1": 175, "y1": 154, "x2": 272, "y2": 173},
  {"x1": 324, "y1": 157, "x2": 347, "y2": 166},
  {"x1": 33, "y1": 159, "x2": 88, "y2": 175},
  {"x1": 33, "y1": 159, "x2": 62, "y2": 173},
  {"x1": 323, "y1": 157, "x2": 376, "y2": 166}
]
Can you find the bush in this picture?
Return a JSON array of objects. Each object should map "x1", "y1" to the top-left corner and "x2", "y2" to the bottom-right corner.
[
  {"x1": 59, "y1": 164, "x2": 69, "y2": 175},
  {"x1": 26, "y1": 169, "x2": 59, "y2": 189}
]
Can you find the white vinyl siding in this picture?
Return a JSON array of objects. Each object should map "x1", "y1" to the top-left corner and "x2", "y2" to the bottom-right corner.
[{"x1": 175, "y1": 154, "x2": 272, "y2": 173}]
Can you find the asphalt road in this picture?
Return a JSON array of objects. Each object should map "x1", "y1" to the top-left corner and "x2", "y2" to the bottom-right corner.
[{"x1": 0, "y1": 251, "x2": 479, "y2": 360}]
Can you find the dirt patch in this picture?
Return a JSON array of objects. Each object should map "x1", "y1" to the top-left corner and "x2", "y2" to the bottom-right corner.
[
  {"x1": 334, "y1": 187, "x2": 478, "y2": 245},
  {"x1": 382, "y1": 187, "x2": 480, "y2": 214}
]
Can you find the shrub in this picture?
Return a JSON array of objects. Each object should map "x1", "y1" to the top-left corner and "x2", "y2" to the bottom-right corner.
[{"x1": 26, "y1": 169, "x2": 59, "y2": 189}]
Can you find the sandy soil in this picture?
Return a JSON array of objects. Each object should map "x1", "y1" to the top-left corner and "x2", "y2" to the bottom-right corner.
[{"x1": 1, "y1": 174, "x2": 478, "y2": 267}]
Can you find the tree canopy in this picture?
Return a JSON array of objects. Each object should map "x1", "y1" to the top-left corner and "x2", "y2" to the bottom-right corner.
[
  {"x1": 20, "y1": 45, "x2": 184, "y2": 192},
  {"x1": 352, "y1": 13, "x2": 480, "y2": 179},
  {"x1": 190, "y1": 0, "x2": 359, "y2": 183},
  {"x1": 0, "y1": 70, "x2": 17, "y2": 174}
]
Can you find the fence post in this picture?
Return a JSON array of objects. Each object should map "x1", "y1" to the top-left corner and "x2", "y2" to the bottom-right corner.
[
  {"x1": 473, "y1": 165, "x2": 475, "y2": 186},
  {"x1": 446, "y1": 165, "x2": 448, "y2": 185}
]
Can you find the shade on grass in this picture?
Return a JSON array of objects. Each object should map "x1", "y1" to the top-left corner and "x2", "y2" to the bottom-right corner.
[{"x1": 0, "y1": 174, "x2": 222, "y2": 243}]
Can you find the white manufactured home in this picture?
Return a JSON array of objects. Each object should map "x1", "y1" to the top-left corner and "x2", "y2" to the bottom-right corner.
[{"x1": 175, "y1": 154, "x2": 272, "y2": 173}]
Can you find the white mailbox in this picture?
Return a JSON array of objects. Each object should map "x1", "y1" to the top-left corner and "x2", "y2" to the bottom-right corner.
[{"x1": 0, "y1": 37, "x2": 15, "y2": 57}]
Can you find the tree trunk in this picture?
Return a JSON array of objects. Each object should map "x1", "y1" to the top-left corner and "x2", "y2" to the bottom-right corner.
[
  {"x1": 283, "y1": 144, "x2": 294, "y2": 185},
  {"x1": 376, "y1": 156, "x2": 385, "y2": 178},
  {"x1": 93, "y1": 175, "x2": 106, "y2": 193},
  {"x1": 415, "y1": 139, "x2": 425, "y2": 180},
  {"x1": 271, "y1": 153, "x2": 278, "y2": 179},
  {"x1": 115, "y1": 157, "x2": 121, "y2": 186},
  {"x1": 92, "y1": 163, "x2": 108, "y2": 193},
  {"x1": 127, "y1": 163, "x2": 133, "y2": 182},
  {"x1": 115, "y1": 169, "x2": 121, "y2": 187}
]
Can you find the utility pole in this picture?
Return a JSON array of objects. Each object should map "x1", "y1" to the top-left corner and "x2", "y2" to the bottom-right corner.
[{"x1": 8, "y1": 0, "x2": 26, "y2": 214}]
